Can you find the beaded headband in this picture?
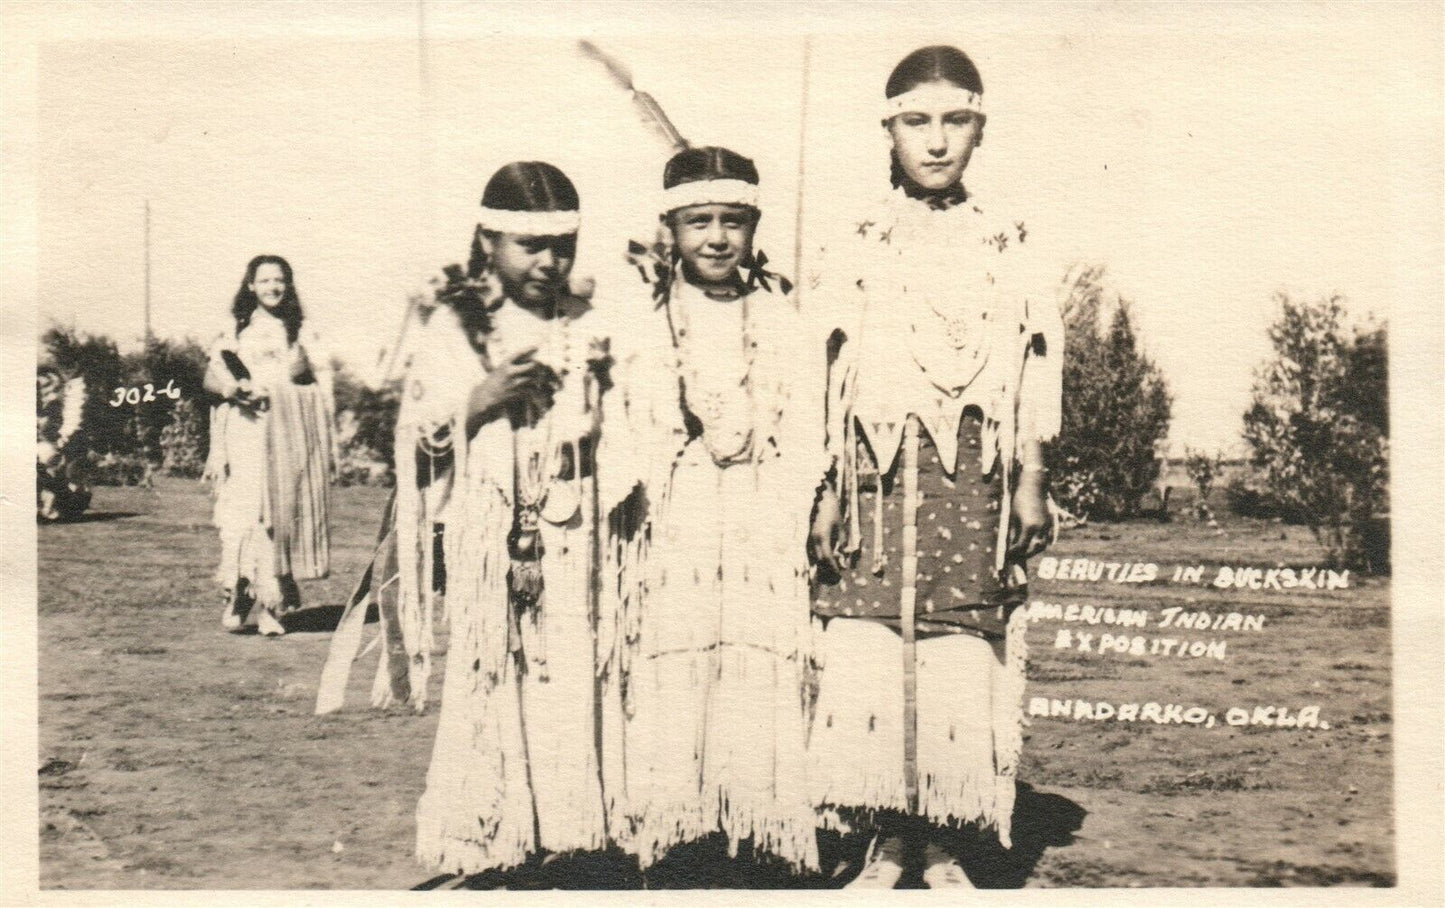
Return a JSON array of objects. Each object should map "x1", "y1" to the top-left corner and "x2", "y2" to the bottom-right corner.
[
  {"x1": 882, "y1": 83, "x2": 985, "y2": 121},
  {"x1": 660, "y1": 178, "x2": 760, "y2": 215},
  {"x1": 476, "y1": 207, "x2": 580, "y2": 236}
]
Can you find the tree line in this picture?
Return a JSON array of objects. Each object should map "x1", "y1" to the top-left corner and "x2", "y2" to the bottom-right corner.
[{"x1": 38, "y1": 269, "x2": 1389, "y2": 571}]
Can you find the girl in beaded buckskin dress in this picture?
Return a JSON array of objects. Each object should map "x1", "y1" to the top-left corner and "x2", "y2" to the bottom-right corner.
[
  {"x1": 807, "y1": 45, "x2": 1064, "y2": 888},
  {"x1": 412, "y1": 161, "x2": 626, "y2": 875},
  {"x1": 610, "y1": 146, "x2": 825, "y2": 874}
]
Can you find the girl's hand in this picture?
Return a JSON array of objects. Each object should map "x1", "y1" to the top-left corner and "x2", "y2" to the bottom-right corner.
[
  {"x1": 233, "y1": 379, "x2": 259, "y2": 408},
  {"x1": 465, "y1": 348, "x2": 559, "y2": 436},
  {"x1": 1008, "y1": 469, "x2": 1053, "y2": 561},
  {"x1": 809, "y1": 486, "x2": 845, "y2": 575}
]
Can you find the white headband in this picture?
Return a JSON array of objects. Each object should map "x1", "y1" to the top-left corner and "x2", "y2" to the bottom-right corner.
[
  {"x1": 660, "y1": 178, "x2": 760, "y2": 215},
  {"x1": 882, "y1": 83, "x2": 985, "y2": 121},
  {"x1": 476, "y1": 206, "x2": 580, "y2": 236}
]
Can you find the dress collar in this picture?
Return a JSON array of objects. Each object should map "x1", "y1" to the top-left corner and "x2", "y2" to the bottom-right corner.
[{"x1": 895, "y1": 176, "x2": 969, "y2": 211}]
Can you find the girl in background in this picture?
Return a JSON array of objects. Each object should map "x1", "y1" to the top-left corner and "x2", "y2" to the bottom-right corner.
[{"x1": 205, "y1": 255, "x2": 336, "y2": 637}]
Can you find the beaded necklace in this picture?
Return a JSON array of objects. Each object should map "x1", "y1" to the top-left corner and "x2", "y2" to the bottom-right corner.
[
  {"x1": 664, "y1": 281, "x2": 759, "y2": 467},
  {"x1": 487, "y1": 298, "x2": 568, "y2": 610}
]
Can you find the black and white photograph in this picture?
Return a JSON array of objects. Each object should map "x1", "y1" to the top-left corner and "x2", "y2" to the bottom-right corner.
[{"x1": 2, "y1": 2, "x2": 1441, "y2": 903}]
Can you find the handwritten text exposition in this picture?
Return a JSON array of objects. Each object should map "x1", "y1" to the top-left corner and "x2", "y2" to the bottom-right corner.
[{"x1": 1027, "y1": 600, "x2": 1267, "y2": 662}]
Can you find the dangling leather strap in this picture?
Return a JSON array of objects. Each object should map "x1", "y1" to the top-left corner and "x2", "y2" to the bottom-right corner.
[{"x1": 900, "y1": 414, "x2": 921, "y2": 813}]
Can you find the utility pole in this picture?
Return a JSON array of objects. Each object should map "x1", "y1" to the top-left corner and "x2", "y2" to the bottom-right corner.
[{"x1": 143, "y1": 200, "x2": 153, "y2": 347}]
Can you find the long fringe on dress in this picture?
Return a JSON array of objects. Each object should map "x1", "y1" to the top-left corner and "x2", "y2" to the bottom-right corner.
[
  {"x1": 209, "y1": 378, "x2": 333, "y2": 609},
  {"x1": 810, "y1": 607, "x2": 1029, "y2": 848}
]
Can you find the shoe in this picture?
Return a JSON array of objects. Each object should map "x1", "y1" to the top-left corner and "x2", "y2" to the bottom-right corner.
[
  {"x1": 921, "y1": 842, "x2": 975, "y2": 889},
  {"x1": 844, "y1": 835, "x2": 905, "y2": 889},
  {"x1": 221, "y1": 591, "x2": 244, "y2": 631},
  {"x1": 257, "y1": 608, "x2": 286, "y2": 637}
]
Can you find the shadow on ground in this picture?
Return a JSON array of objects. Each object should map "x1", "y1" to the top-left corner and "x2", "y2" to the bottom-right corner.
[
  {"x1": 279, "y1": 604, "x2": 351, "y2": 634},
  {"x1": 414, "y1": 783, "x2": 1085, "y2": 890},
  {"x1": 39, "y1": 511, "x2": 142, "y2": 524}
]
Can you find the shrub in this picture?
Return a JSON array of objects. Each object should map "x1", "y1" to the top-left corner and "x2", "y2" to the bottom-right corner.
[
  {"x1": 1241, "y1": 293, "x2": 1388, "y2": 571},
  {"x1": 1223, "y1": 474, "x2": 1286, "y2": 520},
  {"x1": 87, "y1": 450, "x2": 154, "y2": 487},
  {"x1": 42, "y1": 325, "x2": 134, "y2": 459},
  {"x1": 1183, "y1": 448, "x2": 1225, "y2": 520},
  {"x1": 332, "y1": 361, "x2": 401, "y2": 486},
  {"x1": 124, "y1": 337, "x2": 211, "y2": 462},
  {"x1": 159, "y1": 397, "x2": 208, "y2": 478},
  {"x1": 41, "y1": 326, "x2": 211, "y2": 473},
  {"x1": 1048, "y1": 265, "x2": 1173, "y2": 520}
]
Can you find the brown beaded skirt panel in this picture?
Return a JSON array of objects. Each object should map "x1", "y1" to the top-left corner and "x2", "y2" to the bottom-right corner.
[{"x1": 812, "y1": 406, "x2": 1025, "y2": 641}]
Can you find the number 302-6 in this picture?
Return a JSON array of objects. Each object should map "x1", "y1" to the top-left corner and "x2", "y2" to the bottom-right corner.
[{"x1": 110, "y1": 380, "x2": 181, "y2": 407}]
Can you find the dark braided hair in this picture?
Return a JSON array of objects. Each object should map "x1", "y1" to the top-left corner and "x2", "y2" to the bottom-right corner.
[
  {"x1": 661, "y1": 146, "x2": 761, "y2": 224},
  {"x1": 467, "y1": 161, "x2": 581, "y2": 278},
  {"x1": 884, "y1": 46, "x2": 985, "y2": 192}
]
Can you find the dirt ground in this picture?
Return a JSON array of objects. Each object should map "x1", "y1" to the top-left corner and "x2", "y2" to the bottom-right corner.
[{"x1": 37, "y1": 478, "x2": 1393, "y2": 889}]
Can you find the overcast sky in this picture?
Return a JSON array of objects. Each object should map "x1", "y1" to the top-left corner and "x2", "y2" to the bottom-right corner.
[{"x1": 30, "y1": 3, "x2": 1441, "y2": 453}]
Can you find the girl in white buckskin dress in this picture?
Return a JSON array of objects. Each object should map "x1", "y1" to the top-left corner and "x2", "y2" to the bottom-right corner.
[
  {"x1": 610, "y1": 146, "x2": 825, "y2": 874},
  {"x1": 413, "y1": 162, "x2": 628, "y2": 874}
]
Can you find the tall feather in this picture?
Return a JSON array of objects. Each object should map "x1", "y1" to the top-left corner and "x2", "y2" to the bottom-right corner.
[{"x1": 578, "y1": 40, "x2": 688, "y2": 151}]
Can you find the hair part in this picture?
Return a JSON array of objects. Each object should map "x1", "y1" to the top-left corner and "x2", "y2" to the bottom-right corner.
[
  {"x1": 662, "y1": 146, "x2": 760, "y2": 190},
  {"x1": 885, "y1": 45, "x2": 983, "y2": 99},
  {"x1": 232, "y1": 254, "x2": 302, "y2": 343},
  {"x1": 470, "y1": 161, "x2": 579, "y2": 277},
  {"x1": 885, "y1": 45, "x2": 985, "y2": 192},
  {"x1": 481, "y1": 161, "x2": 579, "y2": 213}
]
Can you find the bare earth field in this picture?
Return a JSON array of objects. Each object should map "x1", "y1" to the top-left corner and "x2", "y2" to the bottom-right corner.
[{"x1": 37, "y1": 478, "x2": 1393, "y2": 889}]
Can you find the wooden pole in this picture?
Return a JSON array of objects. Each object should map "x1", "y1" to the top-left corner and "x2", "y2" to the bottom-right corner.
[
  {"x1": 900, "y1": 415, "x2": 920, "y2": 812},
  {"x1": 376, "y1": 2, "x2": 432, "y2": 387},
  {"x1": 586, "y1": 374, "x2": 608, "y2": 838},
  {"x1": 790, "y1": 35, "x2": 812, "y2": 311}
]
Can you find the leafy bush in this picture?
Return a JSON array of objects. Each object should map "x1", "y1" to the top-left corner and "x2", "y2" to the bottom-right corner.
[
  {"x1": 87, "y1": 450, "x2": 154, "y2": 487},
  {"x1": 42, "y1": 325, "x2": 134, "y2": 459},
  {"x1": 332, "y1": 361, "x2": 401, "y2": 486},
  {"x1": 125, "y1": 337, "x2": 211, "y2": 462},
  {"x1": 160, "y1": 397, "x2": 208, "y2": 478},
  {"x1": 1241, "y1": 293, "x2": 1388, "y2": 572},
  {"x1": 1223, "y1": 474, "x2": 1286, "y2": 520},
  {"x1": 1048, "y1": 266, "x2": 1173, "y2": 520},
  {"x1": 41, "y1": 326, "x2": 212, "y2": 480},
  {"x1": 1183, "y1": 448, "x2": 1225, "y2": 520}
]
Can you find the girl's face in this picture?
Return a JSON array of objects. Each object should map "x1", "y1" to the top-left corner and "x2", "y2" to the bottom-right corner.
[
  {"x1": 484, "y1": 232, "x2": 577, "y2": 308},
  {"x1": 249, "y1": 263, "x2": 288, "y2": 310},
  {"x1": 887, "y1": 82, "x2": 984, "y2": 191},
  {"x1": 667, "y1": 203, "x2": 757, "y2": 290}
]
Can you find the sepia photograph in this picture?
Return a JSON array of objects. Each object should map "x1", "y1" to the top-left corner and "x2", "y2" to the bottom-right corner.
[{"x1": 2, "y1": 1, "x2": 1441, "y2": 904}]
